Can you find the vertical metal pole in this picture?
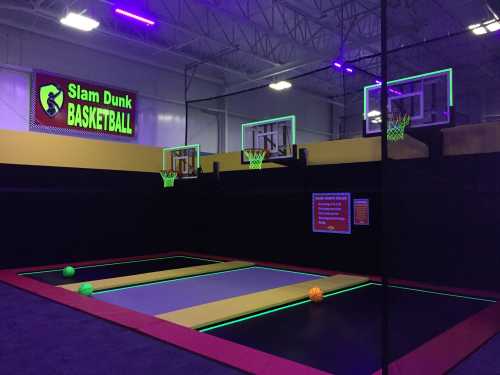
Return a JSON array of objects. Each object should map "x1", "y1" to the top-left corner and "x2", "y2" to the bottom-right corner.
[
  {"x1": 329, "y1": 102, "x2": 335, "y2": 140},
  {"x1": 340, "y1": 0, "x2": 346, "y2": 140},
  {"x1": 381, "y1": 6, "x2": 388, "y2": 159},
  {"x1": 224, "y1": 99, "x2": 229, "y2": 153},
  {"x1": 380, "y1": 0, "x2": 389, "y2": 374},
  {"x1": 184, "y1": 67, "x2": 189, "y2": 146}
]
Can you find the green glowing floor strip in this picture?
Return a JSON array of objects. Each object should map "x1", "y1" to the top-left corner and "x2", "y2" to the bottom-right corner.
[
  {"x1": 93, "y1": 265, "x2": 257, "y2": 295},
  {"x1": 199, "y1": 283, "x2": 374, "y2": 333},
  {"x1": 373, "y1": 283, "x2": 497, "y2": 303},
  {"x1": 199, "y1": 281, "x2": 496, "y2": 333},
  {"x1": 19, "y1": 255, "x2": 218, "y2": 276}
]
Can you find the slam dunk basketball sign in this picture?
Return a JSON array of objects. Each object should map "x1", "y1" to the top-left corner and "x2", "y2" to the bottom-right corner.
[{"x1": 32, "y1": 71, "x2": 136, "y2": 137}]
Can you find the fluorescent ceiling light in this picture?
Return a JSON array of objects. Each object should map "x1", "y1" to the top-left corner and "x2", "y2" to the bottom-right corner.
[
  {"x1": 115, "y1": 8, "x2": 155, "y2": 26},
  {"x1": 486, "y1": 20, "x2": 500, "y2": 32},
  {"x1": 468, "y1": 19, "x2": 500, "y2": 35},
  {"x1": 367, "y1": 110, "x2": 381, "y2": 118},
  {"x1": 60, "y1": 12, "x2": 99, "y2": 32},
  {"x1": 472, "y1": 26, "x2": 488, "y2": 35},
  {"x1": 269, "y1": 81, "x2": 292, "y2": 91}
]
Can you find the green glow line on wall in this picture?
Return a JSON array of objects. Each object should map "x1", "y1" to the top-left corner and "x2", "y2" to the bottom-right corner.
[
  {"x1": 199, "y1": 282, "x2": 373, "y2": 332},
  {"x1": 241, "y1": 115, "x2": 296, "y2": 150},
  {"x1": 363, "y1": 68, "x2": 454, "y2": 120}
]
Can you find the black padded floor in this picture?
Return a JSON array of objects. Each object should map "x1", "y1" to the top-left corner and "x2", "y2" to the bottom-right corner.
[
  {"x1": 22, "y1": 256, "x2": 216, "y2": 285},
  {"x1": 207, "y1": 284, "x2": 493, "y2": 375}
]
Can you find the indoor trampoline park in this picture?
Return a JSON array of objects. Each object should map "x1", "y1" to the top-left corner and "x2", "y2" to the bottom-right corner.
[{"x1": 1, "y1": 1, "x2": 500, "y2": 374}]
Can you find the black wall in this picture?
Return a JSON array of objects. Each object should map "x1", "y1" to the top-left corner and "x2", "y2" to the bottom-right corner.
[
  {"x1": 0, "y1": 164, "x2": 166, "y2": 267},
  {"x1": 383, "y1": 154, "x2": 500, "y2": 292},
  {"x1": 2, "y1": 154, "x2": 499, "y2": 292}
]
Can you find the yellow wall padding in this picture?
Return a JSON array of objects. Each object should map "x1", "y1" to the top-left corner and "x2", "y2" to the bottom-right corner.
[
  {"x1": 0, "y1": 129, "x2": 430, "y2": 173},
  {"x1": 388, "y1": 135, "x2": 429, "y2": 159},
  {"x1": 58, "y1": 261, "x2": 254, "y2": 292},
  {"x1": 156, "y1": 274, "x2": 369, "y2": 329},
  {"x1": 442, "y1": 122, "x2": 500, "y2": 156},
  {"x1": 0, "y1": 129, "x2": 162, "y2": 172}
]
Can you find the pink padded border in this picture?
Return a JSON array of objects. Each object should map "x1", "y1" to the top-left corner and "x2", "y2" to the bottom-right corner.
[
  {"x1": 1, "y1": 252, "x2": 330, "y2": 375},
  {"x1": 4, "y1": 250, "x2": 500, "y2": 375}
]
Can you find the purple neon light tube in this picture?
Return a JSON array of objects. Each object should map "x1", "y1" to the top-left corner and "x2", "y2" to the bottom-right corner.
[{"x1": 115, "y1": 8, "x2": 155, "y2": 26}]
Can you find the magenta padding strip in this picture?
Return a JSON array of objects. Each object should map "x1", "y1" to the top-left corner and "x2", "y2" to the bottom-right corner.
[
  {"x1": 0, "y1": 270, "x2": 330, "y2": 375},
  {"x1": 372, "y1": 302, "x2": 500, "y2": 375}
]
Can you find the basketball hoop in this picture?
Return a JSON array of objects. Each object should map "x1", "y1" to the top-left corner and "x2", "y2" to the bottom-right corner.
[
  {"x1": 244, "y1": 148, "x2": 268, "y2": 170},
  {"x1": 160, "y1": 170, "x2": 177, "y2": 188},
  {"x1": 387, "y1": 113, "x2": 411, "y2": 142}
]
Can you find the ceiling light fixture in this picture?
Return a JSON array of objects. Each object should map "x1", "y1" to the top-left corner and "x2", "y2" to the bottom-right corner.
[
  {"x1": 367, "y1": 110, "x2": 381, "y2": 118},
  {"x1": 60, "y1": 12, "x2": 100, "y2": 32},
  {"x1": 468, "y1": 19, "x2": 500, "y2": 35},
  {"x1": 332, "y1": 60, "x2": 354, "y2": 74},
  {"x1": 269, "y1": 80, "x2": 292, "y2": 91},
  {"x1": 486, "y1": 20, "x2": 500, "y2": 32}
]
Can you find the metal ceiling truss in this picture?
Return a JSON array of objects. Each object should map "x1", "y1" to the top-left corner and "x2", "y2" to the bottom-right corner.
[
  {"x1": 4, "y1": 0, "x2": 494, "y2": 97},
  {"x1": 9, "y1": 0, "x2": 383, "y2": 82},
  {"x1": 147, "y1": 0, "x2": 386, "y2": 78}
]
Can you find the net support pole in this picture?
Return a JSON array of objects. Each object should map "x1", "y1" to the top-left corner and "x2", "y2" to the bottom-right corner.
[
  {"x1": 380, "y1": 0, "x2": 389, "y2": 374},
  {"x1": 184, "y1": 66, "x2": 189, "y2": 146}
]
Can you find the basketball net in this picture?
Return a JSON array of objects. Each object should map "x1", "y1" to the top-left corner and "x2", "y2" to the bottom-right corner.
[
  {"x1": 244, "y1": 149, "x2": 268, "y2": 170},
  {"x1": 387, "y1": 113, "x2": 411, "y2": 142},
  {"x1": 160, "y1": 171, "x2": 177, "y2": 188}
]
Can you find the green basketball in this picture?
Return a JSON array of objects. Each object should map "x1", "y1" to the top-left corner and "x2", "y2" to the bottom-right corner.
[
  {"x1": 62, "y1": 266, "x2": 76, "y2": 278},
  {"x1": 78, "y1": 283, "x2": 94, "y2": 296}
]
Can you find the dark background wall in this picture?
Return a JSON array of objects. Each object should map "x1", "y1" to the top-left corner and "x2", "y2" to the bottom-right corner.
[{"x1": 1, "y1": 154, "x2": 499, "y2": 292}]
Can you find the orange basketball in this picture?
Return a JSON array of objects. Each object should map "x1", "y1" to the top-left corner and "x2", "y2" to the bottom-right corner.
[{"x1": 308, "y1": 287, "x2": 323, "y2": 303}]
